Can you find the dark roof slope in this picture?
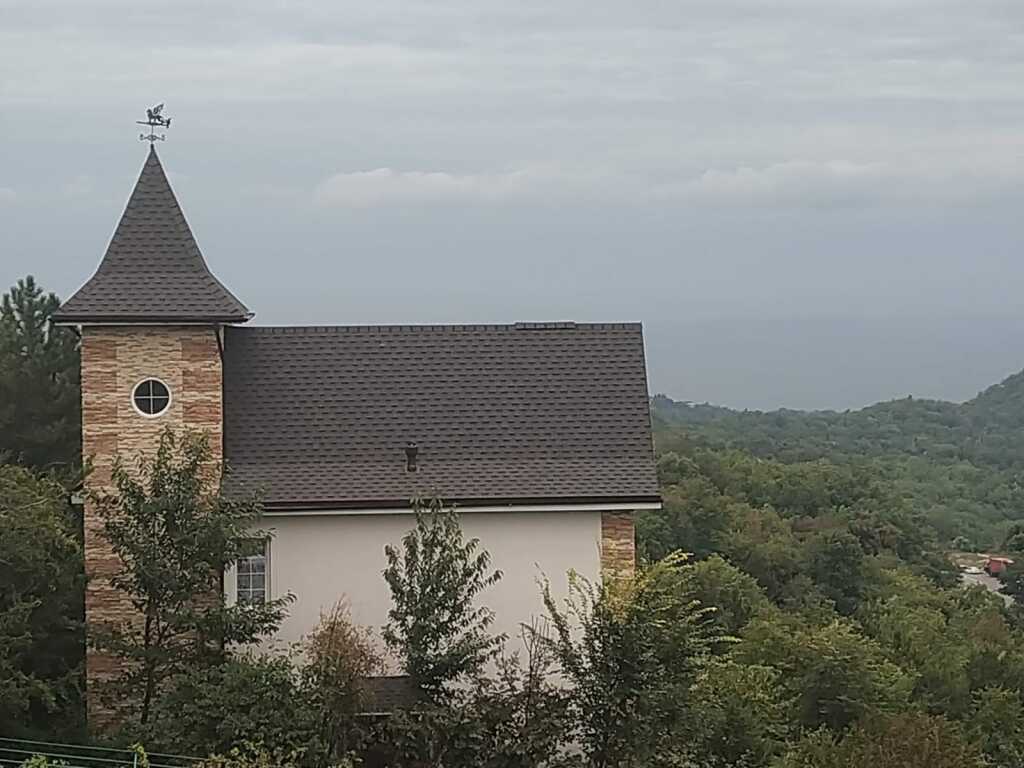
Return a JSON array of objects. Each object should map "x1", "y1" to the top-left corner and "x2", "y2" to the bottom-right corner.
[
  {"x1": 361, "y1": 676, "x2": 423, "y2": 714},
  {"x1": 53, "y1": 146, "x2": 251, "y2": 324},
  {"x1": 222, "y1": 322, "x2": 659, "y2": 509}
]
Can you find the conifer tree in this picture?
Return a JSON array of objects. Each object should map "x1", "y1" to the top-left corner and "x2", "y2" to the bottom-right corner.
[{"x1": 0, "y1": 276, "x2": 80, "y2": 474}]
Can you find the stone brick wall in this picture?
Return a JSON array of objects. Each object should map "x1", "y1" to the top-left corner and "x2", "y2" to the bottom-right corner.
[
  {"x1": 80, "y1": 325, "x2": 222, "y2": 725},
  {"x1": 600, "y1": 510, "x2": 636, "y2": 577}
]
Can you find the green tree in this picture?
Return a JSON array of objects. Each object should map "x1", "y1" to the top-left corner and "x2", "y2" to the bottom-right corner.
[
  {"x1": 91, "y1": 430, "x2": 292, "y2": 725},
  {"x1": 806, "y1": 530, "x2": 868, "y2": 615},
  {"x1": 687, "y1": 659, "x2": 790, "y2": 767},
  {"x1": 1000, "y1": 559, "x2": 1024, "y2": 608},
  {"x1": 967, "y1": 686, "x2": 1024, "y2": 767},
  {"x1": 0, "y1": 276, "x2": 80, "y2": 474},
  {"x1": 383, "y1": 498, "x2": 504, "y2": 702},
  {"x1": 778, "y1": 713, "x2": 985, "y2": 768},
  {"x1": 736, "y1": 617, "x2": 912, "y2": 731},
  {"x1": 688, "y1": 554, "x2": 772, "y2": 635},
  {"x1": 858, "y1": 588, "x2": 972, "y2": 715},
  {"x1": 714, "y1": 503, "x2": 805, "y2": 602},
  {"x1": 543, "y1": 552, "x2": 722, "y2": 768},
  {"x1": 0, "y1": 466, "x2": 84, "y2": 738}
]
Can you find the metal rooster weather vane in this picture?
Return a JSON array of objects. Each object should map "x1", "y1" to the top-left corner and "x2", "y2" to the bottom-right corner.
[{"x1": 137, "y1": 103, "x2": 172, "y2": 143}]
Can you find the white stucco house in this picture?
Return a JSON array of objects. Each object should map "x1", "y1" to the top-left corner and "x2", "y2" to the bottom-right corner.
[{"x1": 53, "y1": 145, "x2": 660, "y2": 718}]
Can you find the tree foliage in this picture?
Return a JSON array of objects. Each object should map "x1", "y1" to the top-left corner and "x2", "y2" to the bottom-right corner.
[
  {"x1": 383, "y1": 498, "x2": 504, "y2": 702},
  {"x1": 91, "y1": 429, "x2": 292, "y2": 725},
  {"x1": 0, "y1": 276, "x2": 80, "y2": 475},
  {"x1": 542, "y1": 552, "x2": 722, "y2": 768},
  {"x1": 0, "y1": 466, "x2": 84, "y2": 738},
  {"x1": 301, "y1": 601, "x2": 384, "y2": 763},
  {"x1": 686, "y1": 659, "x2": 789, "y2": 767},
  {"x1": 136, "y1": 654, "x2": 319, "y2": 760},
  {"x1": 778, "y1": 713, "x2": 985, "y2": 768},
  {"x1": 653, "y1": 384, "x2": 1024, "y2": 548},
  {"x1": 12, "y1": 269, "x2": 1024, "y2": 765},
  {"x1": 370, "y1": 630, "x2": 570, "y2": 768}
]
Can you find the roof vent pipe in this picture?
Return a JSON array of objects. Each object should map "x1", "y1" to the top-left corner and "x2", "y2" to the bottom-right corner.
[{"x1": 405, "y1": 443, "x2": 419, "y2": 473}]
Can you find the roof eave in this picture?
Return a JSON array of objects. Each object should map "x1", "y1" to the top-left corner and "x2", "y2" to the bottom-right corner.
[
  {"x1": 51, "y1": 311, "x2": 254, "y2": 326},
  {"x1": 255, "y1": 493, "x2": 664, "y2": 514}
]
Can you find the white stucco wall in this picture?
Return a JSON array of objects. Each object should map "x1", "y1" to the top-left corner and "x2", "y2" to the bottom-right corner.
[{"x1": 230, "y1": 510, "x2": 603, "y2": 665}]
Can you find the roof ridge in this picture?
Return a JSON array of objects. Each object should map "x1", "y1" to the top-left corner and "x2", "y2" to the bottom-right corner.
[
  {"x1": 233, "y1": 321, "x2": 643, "y2": 335},
  {"x1": 221, "y1": 315, "x2": 658, "y2": 508}
]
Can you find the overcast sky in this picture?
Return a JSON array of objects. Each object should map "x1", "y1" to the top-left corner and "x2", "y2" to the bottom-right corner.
[{"x1": 2, "y1": 0, "x2": 1023, "y2": 409}]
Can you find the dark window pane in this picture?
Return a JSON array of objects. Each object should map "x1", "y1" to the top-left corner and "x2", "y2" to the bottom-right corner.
[{"x1": 133, "y1": 379, "x2": 170, "y2": 415}]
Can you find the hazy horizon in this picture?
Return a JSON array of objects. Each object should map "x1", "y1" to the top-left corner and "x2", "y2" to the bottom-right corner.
[{"x1": 3, "y1": 1, "x2": 1023, "y2": 412}]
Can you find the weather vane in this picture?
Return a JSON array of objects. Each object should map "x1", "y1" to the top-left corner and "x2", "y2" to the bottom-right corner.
[{"x1": 137, "y1": 103, "x2": 172, "y2": 143}]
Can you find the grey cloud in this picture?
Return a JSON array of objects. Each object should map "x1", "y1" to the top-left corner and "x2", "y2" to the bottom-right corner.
[
  {"x1": 2, "y1": 0, "x2": 1023, "y2": 408},
  {"x1": 311, "y1": 155, "x2": 1024, "y2": 208}
]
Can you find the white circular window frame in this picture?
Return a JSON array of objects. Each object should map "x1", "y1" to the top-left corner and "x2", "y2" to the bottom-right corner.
[{"x1": 131, "y1": 376, "x2": 173, "y2": 419}]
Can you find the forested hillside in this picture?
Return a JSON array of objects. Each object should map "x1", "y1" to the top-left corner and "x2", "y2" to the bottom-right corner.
[
  {"x1": 9, "y1": 272, "x2": 1024, "y2": 767},
  {"x1": 633, "y1": 441, "x2": 1024, "y2": 767},
  {"x1": 652, "y1": 375, "x2": 1024, "y2": 548}
]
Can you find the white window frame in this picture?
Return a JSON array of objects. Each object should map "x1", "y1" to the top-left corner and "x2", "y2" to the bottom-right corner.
[
  {"x1": 226, "y1": 539, "x2": 271, "y2": 606},
  {"x1": 131, "y1": 377, "x2": 172, "y2": 418}
]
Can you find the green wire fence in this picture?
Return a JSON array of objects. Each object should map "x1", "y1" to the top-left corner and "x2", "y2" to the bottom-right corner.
[{"x1": 0, "y1": 738, "x2": 201, "y2": 768}]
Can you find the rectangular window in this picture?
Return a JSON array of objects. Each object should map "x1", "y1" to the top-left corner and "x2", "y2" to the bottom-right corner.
[{"x1": 236, "y1": 544, "x2": 267, "y2": 605}]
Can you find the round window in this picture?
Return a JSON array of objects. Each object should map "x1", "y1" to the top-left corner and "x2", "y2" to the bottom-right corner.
[{"x1": 132, "y1": 378, "x2": 171, "y2": 416}]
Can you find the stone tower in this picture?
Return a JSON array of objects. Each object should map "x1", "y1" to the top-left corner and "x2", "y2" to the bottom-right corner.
[{"x1": 53, "y1": 146, "x2": 251, "y2": 723}]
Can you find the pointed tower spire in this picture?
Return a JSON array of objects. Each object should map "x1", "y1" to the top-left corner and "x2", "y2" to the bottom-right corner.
[{"x1": 53, "y1": 146, "x2": 251, "y2": 324}]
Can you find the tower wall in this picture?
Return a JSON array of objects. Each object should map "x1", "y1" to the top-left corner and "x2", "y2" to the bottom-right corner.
[
  {"x1": 600, "y1": 510, "x2": 636, "y2": 576},
  {"x1": 81, "y1": 325, "x2": 222, "y2": 725}
]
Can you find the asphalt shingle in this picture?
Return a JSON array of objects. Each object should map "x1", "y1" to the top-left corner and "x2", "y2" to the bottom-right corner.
[
  {"x1": 221, "y1": 322, "x2": 659, "y2": 509},
  {"x1": 53, "y1": 146, "x2": 251, "y2": 324}
]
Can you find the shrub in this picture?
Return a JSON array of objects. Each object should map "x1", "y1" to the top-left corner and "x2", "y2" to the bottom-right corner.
[
  {"x1": 135, "y1": 654, "x2": 320, "y2": 760},
  {"x1": 368, "y1": 641, "x2": 570, "y2": 768},
  {"x1": 301, "y1": 600, "x2": 384, "y2": 762},
  {"x1": 194, "y1": 742, "x2": 307, "y2": 768}
]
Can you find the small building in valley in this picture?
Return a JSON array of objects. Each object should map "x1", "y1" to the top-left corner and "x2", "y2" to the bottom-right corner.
[{"x1": 986, "y1": 556, "x2": 1014, "y2": 576}]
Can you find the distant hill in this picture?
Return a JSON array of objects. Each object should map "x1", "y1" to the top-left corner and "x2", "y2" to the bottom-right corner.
[{"x1": 651, "y1": 369, "x2": 1024, "y2": 547}]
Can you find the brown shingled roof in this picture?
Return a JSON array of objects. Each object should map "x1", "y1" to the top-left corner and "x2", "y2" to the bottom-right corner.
[
  {"x1": 53, "y1": 146, "x2": 251, "y2": 324},
  {"x1": 222, "y1": 322, "x2": 659, "y2": 510}
]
